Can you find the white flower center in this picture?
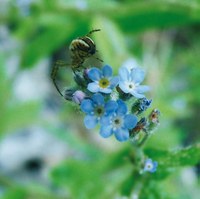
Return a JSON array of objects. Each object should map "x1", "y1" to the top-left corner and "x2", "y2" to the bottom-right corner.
[
  {"x1": 112, "y1": 116, "x2": 123, "y2": 129},
  {"x1": 146, "y1": 163, "x2": 153, "y2": 170},
  {"x1": 125, "y1": 82, "x2": 136, "y2": 91}
]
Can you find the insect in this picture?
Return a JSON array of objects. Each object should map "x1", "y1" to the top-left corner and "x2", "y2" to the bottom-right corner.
[{"x1": 51, "y1": 29, "x2": 102, "y2": 97}]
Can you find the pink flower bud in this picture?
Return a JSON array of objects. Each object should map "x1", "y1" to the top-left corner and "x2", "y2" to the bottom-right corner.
[{"x1": 72, "y1": 90, "x2": 86, "y2": 104}]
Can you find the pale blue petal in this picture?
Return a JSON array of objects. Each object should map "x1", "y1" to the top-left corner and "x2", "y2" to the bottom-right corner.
[
  {"x1": 87, "y1": 82, "x2": 100, "y2": 93},
  {"x1": 99, "y1": 88, "x2": 112, "y2": 94},
  {"x1": 88, "y1": 68, "x2": 102, "y2": 81},
  {"x1": 135, "y1": 85, "x2": 150, "y2": 93},
  {"x1": 100, "y1": 116, "x2": 111, "y2": 126},
  {"x1": 130, "y1": 68, "x2": 145, "y2": 84},
  {"x1": 119, "y1": 82, "x2": 129, "y2": 93},
  {"x1": 124, "y1": 114, "x2": 138, "y2": 129},
  {"x1": 105, "y1": 100, "x2": 118, "y2": 115},
  {"x1": 116, "y1": 99, "x2": 127, "y2": 115},
  {"x1": 119, "y1": 67, "x2": 130, "y2": 81},
  {"x1": 114, "y1": 128, "x2": 129, "y2": 142},
  {"x1": 153, "y1": 161, "x2": 158, "y2": 167},
  {"x1": 110, "y1": 76, "x2": 119, "y2": 88},
  {"x1": 130, "y1": 90, "x2": 145, "y2": 98},
  {"x1": 102, "y1": 65, "x2": 112, "y2": 77},
  {"x1": 84, "y1": 115, "x2": 98, "y2": 129},
  {"x1": 80, "y1": 99, "x2": 94, "y2": 114},
  {"x1": 100, "y1": 125, "x2": 113, "y2": 138},
  {"x1": 92, "y1": 93, "x2": 104, "y2": 105}
]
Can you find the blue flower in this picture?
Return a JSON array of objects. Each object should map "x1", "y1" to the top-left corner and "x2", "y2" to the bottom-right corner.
[
  {"x1": 80, "y1": 93, "x2": 118, "y2": 129},
  {"x1": 118, "y1": 67, "x2": 150, "y2": 98},
  {"x1": 143, "y1": 158, "x2": 158, "y2": 173},
  {"x1": 100, "y1": 100, "x2": 138, "y2": 142},
  {"x1": 87, "y1": 65, "x2": 119, "y2": 94}
]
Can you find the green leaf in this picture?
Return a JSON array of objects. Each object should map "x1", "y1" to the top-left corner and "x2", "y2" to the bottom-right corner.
[
  {"x1": 0, "y1": 102, "x2": 40, "y2": 135},
  {"x1": 20, "y1": 17, "x2": 73, "y2": 67},
  {"x1": 145, "y1": 144, "x2": 200, "y2": 167},
  {"x1": 144, "y1": 144, "x2": 200, "y2": 180},
  {"x1": 110, "y1": 1, "x2": 200, "y2": 32}
]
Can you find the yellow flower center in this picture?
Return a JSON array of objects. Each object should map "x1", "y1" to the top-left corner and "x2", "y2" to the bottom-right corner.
[{"x1": 99, "y1": 78, "x2": 110, "y2": 88}]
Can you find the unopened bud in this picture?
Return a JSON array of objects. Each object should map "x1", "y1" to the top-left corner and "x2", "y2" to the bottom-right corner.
[
  {"x1": 72, "y1": 90, "x2": 86, "y2": 104},
  {"x1": 132, "y1": 98, "x2": 152, "y2": 115},
  {"x1": 64, "y1": 89, "x2": 75, "y2": 101}
]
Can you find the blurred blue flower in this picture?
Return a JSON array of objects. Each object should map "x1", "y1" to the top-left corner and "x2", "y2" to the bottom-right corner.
[
  {"x1": 119, "y1": 67, "x2": 150, "y2": 98},
  {"x1": 143, "y1": 158, "x2": 158, "y2": 173},
  {"x1": 100, "y1": 100, "x2": 137, "y2": 142},
  {"x1": 87, "y1": 65, "x2": 119, "y2": 94},
  {"x1": 80, "y1": 93, "x2": 118, "y2": 129}
]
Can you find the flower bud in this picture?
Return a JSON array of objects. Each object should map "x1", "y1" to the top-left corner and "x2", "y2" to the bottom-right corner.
[
  {"x1": 146, "y1": 109, "x2": 160, "y2": 132},
  {"x1": 72, "y1": 90, "x2": 86, "y2": 104},
  {"x1": 63, "y1": 89, "x2": 75, "y2": 101},
  {"x1": 132, "y1": 98, "x2": 152, "y2": 115}
]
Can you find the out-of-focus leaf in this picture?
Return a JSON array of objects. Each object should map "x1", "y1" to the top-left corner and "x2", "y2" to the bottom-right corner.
[
  {"x1": 20, "y1": 14, "x2": 75, "y2": 68},
  {"x1": 109, "y1": 1, "x2": 200, "y2": 32},
  {"x1": 0, "y1": 102, "x2": 40, "y2": 134},
  {"x1": 3, "y1": 187, "x2": 27, "y2": 199},
  {"x1": 51, "y1": 146, "x2": 133, "y2": 199}
]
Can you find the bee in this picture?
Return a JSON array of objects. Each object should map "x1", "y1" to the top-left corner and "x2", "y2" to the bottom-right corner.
[{"x1": 51, "y1": 29, "x2": 102, "y2": 97}]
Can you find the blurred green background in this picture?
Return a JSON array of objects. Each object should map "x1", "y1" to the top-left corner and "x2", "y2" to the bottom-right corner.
[{"x1": 0, "y1": 0, "x2": 200, "y2": 198}]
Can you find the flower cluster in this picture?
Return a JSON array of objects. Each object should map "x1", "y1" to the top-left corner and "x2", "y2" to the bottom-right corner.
[{"x1": 64, "y1": 62, "x2": 160, "y2": 144}]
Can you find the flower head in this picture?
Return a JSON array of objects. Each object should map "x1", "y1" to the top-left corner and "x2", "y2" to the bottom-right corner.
[
  {"x1": 118, "y1": 67, "x2": 150, "y2": 98},
  {"x1": 121, "y1": 58, "x2": 141, "y2": 73},
  {"x1": 80, "y1": 93, "x2": 118, "y2": 129},
  {"x1": 100, "y1": 100, "x2": 137, "y2": 142},
  {"x1": 87, "y1": 65, "x2": 119, "y2": 94},
  {"x1": 143, "y1": 158, "x2": 158, "y2": 173}
]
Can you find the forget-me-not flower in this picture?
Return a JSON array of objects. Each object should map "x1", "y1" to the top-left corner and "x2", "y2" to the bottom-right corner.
[
  {"x1": 100, "y1": 99, "x2": 138, "y2": 142},
  {"x1": 143, "y1": 158, "x2": 158, "y2": 173},
  {"x1": 118, "y1": 67, "x2": 150, "y2": 98},
  {"x1": 87, "y1": 65, "x2": 119, "y2": 94},
  {"x1": 80, "y1": 93, "x2": 118, "y2": 129}
]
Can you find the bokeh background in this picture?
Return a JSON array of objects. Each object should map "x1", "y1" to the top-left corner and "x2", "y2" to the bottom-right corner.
[{"x1": 0, "y1": 0, "x2": 200, "y2": 198}]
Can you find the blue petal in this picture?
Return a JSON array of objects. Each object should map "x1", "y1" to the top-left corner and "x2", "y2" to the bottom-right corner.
[
  {"x1": 124, "y1": 114, "x2": 138, "y2": 129},
  {"x1": 110, "y1": 76, "x2": 119, "y2": 88},
  {"x1": 102, "y1": 65, "x2": 112, "y2": 77},
  {"x1": 105, "y1": 100, "x2": 118, "y2": 115},
  {"x1": 88, "y1": 67, "x2": 102, "y2": 81},
  {"x1": 100, "y1": 125, "x2": 113, "y2": 138},
  {"x1": 119, "y1": 81, "x2": 129, "y2": 93},
  {"x1": 80, "y1": 99, "x2": 94, "y2": 114},
  {"x1": 135, "y1": 85, "x2": 150, "y2": 93},
  {"x1": 92, "y1": 93, "x2": 104, "y2": 105},
  {"x1": 116, "y1": 99, "x2": 127, "y2": 115},
  {"x1": 87, "y1": 82, "x2": 100, "y2": 93},
  {"x1": 100, "y1": 116, "x2": 112, "y2": 126},
  {"x1": 130, "y1": 68, "x2": 145, "y2": 84},
  {"x1": 130, "y1": 90, "x2": 145, "y2": 98},
  {"x1": 84, "y1": 115, "x2": 98, "y2": 129},
  {"x1": 114, "y1": 128, "x2": 129, "y2": 142},
  {"x1": 119, "y1": 67, "x2": 130, "y2": 81}
]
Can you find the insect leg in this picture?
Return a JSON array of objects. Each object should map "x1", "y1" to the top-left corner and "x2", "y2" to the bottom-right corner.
[
  {"x1": 86, "y1": 29, "x2": 101, "y2": 36},
  {"x1": 51, "y1": 60, "x2": 68, "y2": 97}
]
